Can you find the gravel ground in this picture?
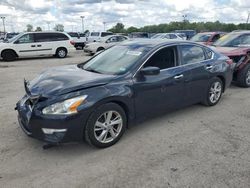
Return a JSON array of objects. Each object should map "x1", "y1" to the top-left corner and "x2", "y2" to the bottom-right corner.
[{"x1": 0, "y1": 51, "x2": 250, "y2": 188}]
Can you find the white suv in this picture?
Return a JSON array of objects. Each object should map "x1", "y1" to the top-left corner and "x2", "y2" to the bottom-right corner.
[
  {"x1": 0, "y1": 32, "x2": 75, "y2": 61},
  {"x1": 86, "y1": 31, "x2": 113, "y2": 42}
]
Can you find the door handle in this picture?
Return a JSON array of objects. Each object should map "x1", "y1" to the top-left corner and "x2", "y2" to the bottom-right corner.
[
  {"x1": 31, "y1": 45, "x2": 35, "y2": 47},
  {"x1": 174, "y1": 74, "x2": 184, "y2": 79},
  {"x1": 206, "y1": 65, "x2": 213, "y2": 70},
  {"x1": 37, "y1": 45, "x2": 42, "y2": 47}
]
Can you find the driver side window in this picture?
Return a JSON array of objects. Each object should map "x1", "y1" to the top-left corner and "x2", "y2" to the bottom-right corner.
[
  {"x1": 16, "y1": 34, "x2": 34, "y2": 44},
  {"x1": 144, "y1": 46, "x2": 177, "y2": 70}
]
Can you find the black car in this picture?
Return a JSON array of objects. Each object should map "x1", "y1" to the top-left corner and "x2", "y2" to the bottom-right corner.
[{"x1": 16, "y1": 40, "x2": 234, "y2": 148}]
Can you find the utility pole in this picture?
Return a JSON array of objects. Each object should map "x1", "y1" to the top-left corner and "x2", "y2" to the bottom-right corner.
[
  {"x1": 103, "y1": 21, "x2": 106, "y2": 31},
  {"x1": 1, "y1": 16, "x2": 6, "y2": 33},
  {"x1": 247, "y1": 13, "x2": 250, "y2": 24},
  {"x1": 46, "y1": 21, "x2": 50, "y2": 31},
  {"x1": 80, "y1": 16, "x2": 85, "y2": 33}
]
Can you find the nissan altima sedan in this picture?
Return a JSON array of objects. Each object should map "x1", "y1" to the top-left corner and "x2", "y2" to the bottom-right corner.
[{"x1": 16, "y1": 40, "x2": 234, "y2": 148}]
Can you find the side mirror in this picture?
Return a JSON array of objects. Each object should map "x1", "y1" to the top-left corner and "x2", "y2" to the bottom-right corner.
[{"x1": 140, "y1": 66, "x2": 160, "y2": 76}]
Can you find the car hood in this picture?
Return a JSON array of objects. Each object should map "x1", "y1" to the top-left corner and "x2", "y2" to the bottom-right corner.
[
  {"x1": 28, "y1": 65, "x2": 116, "y2": 96},
  {"x1": 214, "y1": 46, "x2": 249, "y2": 56}
]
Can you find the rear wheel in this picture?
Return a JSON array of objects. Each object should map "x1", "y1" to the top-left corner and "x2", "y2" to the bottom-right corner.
[
  {"x1": 85, "y1": 103, "x2": 126, "y2": 148},
  {"x1": 203, "y1": 77, "x2": 223, "y2": 106},
  {"x1": 2, "y1": 50, "x2": 17, "y2": 61},
  {"x1": 236, "y1": 64, "x2": 250, "y2": 88},
  {"x1": 56, "y1": 48, "x2": 67, "y2": 58}
]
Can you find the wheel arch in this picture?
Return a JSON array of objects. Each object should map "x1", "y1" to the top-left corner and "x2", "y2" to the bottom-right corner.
[
  {"x1": 1, "y1": 48, "x2": 18, "y2": 58},
  {"x1": 216, "y1": 75, "x2": 226, "y2": 92}
]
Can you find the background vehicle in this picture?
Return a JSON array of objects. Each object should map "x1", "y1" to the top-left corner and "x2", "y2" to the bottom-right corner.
[
  {"x1": 0, "y1": 32, "x2": 75, "y2": 61},
  {"x1": 16, "y1": 40, "x2": 233, "y2": 148},
  {"x1": 84, "y1": 35, "x2": 128, "y2": 55},
  {"x1": 67, "y1": 32, "x2": 86, "y2": 49},
  {"x1": 128, "y1": 32, "x2": 149, "y2": 38},
  {"x1": 213, "y1": 31, "x2": 250, "y2": 87},
  {"x1": 191, "y1": 32, "x2": 226, "y2": 45},
  {"x1": 173, "y1": 30, "x2": 196, "y2": 40},
  {"x1": 86, "y1": 31, "x2": 113, "y2": 42},
  {"x1": 151, "y1": 33, "x2": 186, "y2": 40},
  {"x1": 4, "y1": 32, "x2": 19, "y2": 41}
]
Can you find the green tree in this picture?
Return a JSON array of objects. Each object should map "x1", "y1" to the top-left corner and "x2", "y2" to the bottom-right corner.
[
  {"x1": 26, "y1": 24, "x2": 33, "y2": 32},
  {"x1": 108, "y1": 23, "x2": 125, "y2": 33},
  {"x1": 35, "y1": 26, "x2": 42, "y2": 31},
  {"x1": 54, "y1": 24, "x2": 64, "y2": 32},
  {"x1": 126, "y1": 26, "x2": 139, "y2": 33}
]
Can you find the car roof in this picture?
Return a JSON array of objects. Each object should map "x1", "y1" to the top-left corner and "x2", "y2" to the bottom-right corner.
[{"x1": 120, "y1": 39, "x2": 204, "y2": 48}]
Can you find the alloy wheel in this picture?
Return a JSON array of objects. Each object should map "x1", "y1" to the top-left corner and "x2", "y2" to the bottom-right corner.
[
  {"x1": 246, "y1": 69, "x2": 250, "y2": 86},
  {"x1": 209, "y1": 81, "x2": 222, "y2": 104},
  {"x1": 58, "y1": 50, "x2": 66, "y2": 57},
  {"x1": 94, "y1": 111, "x2": 123, "y2": 144}
]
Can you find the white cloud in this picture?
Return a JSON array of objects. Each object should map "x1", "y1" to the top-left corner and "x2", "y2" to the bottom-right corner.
[{"x1": 0, "y1": 0, "x2": 249, "y2": 32}]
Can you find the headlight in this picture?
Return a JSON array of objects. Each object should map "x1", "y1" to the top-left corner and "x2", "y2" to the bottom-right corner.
[{"x1": 42, "y1": 95, "x2": 87, "y2": 115}]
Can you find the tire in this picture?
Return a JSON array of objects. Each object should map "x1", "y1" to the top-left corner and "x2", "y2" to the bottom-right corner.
[
  {"x1": 85, "y1": 103, "x2": 127, "y2": 148},
  {"x1": 236, "y1": 64, "x2": 250, "y2": 88},
  {"x1": 96, "y1": 47, "x2": 104, "y2": 52},
  {"x1": 56, "y1": 48, "x2": 67, "y2": 58},
  {"x1": 203, "y1": 77, "x2": 223, "y2": 106},
  {"x1": 2, "y1": 50, "x2": 17, "y2": 61}
]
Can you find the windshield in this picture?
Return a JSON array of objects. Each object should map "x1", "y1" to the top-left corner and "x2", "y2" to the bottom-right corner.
[
  {"x1": 213, "y1": 33, "x2": 249, "y2": 47},
  {"x1": 82, "y1": 45, "x2": 148, "y2": 75},
  {"x1": 191, "y1": 33, "x2": 211, "y2": 42},
  {"x1": 6, "y1": 33, "x2": 23, "y2": 43},
  {"x1": 151, "y1": 34, "x2": 164, "y2": 39}
]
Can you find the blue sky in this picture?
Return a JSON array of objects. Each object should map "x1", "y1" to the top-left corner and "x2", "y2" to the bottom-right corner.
[{"x1": 0, "y1": 0, "x2": 249, "y2": 32}]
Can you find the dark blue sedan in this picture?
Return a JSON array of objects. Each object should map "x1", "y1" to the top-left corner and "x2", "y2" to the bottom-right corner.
[{"x1": 16, "y1": 40, "x2": 234, "y2": 148}]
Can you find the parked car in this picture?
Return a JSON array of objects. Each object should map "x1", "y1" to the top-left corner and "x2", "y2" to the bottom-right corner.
[
  {"x1": 84, "y1": 35, "x2": 128, "y2": 55},
  {"x1": 4, "y1": 32, "x2": 19, "y2": 41},
  {"x1": 128, "y1": 32, "x2": 149, "y2": 38},
  {"x1": 67, "y1": 32, "x2": 86, "y2": 49},
  {"x1": 151, "y1": 33, "x2": 185, "y2": 40},
  {"x1": 16, "y1": 40, "x2": 234, "y2": 148},
  {"x1": 191, "y1": 32, "x2": 226, "y2": 45},
  {"x1": 0, "y1": 32, "x2": 75, "y2": 61},
  {"x1": 173, "y1": 30, "x2": 196, "y2": 40},
  {"x1": 212, "y1": 31, "x2": 250, "y2": 87},
  {"x1": 86, "y1": 31, "x2": 113, "y2": 42}
]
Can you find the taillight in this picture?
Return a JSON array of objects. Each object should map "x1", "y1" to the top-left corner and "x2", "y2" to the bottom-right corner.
[
  {"x1": 70, "y1": 40, "x2": 75, "y2": 45},
  {"x1": 226, "y1": 59, "x2": 233, "y2": 65}
]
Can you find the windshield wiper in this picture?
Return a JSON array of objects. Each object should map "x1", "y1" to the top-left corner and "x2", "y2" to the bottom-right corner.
[{"x1": 84, "y1": 67, "x2": 102, "y2": 74}]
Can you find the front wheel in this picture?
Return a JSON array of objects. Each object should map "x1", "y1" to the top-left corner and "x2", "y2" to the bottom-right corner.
[
  {"x1": 85, "y1": 103, "x2": 127, "y2": 148},
  {"x1": 203, "y1": 77, "x2": 223, "y2": 106},
  {"x1": 2, "y1": 50, "x2": 17, "y2": 61}
]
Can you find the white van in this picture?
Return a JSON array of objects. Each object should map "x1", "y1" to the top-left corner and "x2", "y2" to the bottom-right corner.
[
  {"x1": 86, "y1": 31, "x2": 113, "y2": 42},
  {"x1": 0, "y1": 32, "x2": 75, "y2": 61}
]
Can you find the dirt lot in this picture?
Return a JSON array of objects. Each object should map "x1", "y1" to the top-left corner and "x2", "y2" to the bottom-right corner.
[{"x1": 0, "y1": 51, "x2": 250, "y2": 188}]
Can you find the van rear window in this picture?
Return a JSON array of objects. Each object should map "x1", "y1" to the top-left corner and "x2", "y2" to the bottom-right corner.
[{"x1": 91, "y1": 32, "x2": 99, "y2": 36}]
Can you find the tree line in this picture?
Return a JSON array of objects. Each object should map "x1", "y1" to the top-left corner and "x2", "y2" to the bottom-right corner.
[
  {"x1": 108, "y1": 21, "x2": 250, "y2": 33},
  {"x1": 26, "y1": 24, "x2": 64, "y2": 32}
]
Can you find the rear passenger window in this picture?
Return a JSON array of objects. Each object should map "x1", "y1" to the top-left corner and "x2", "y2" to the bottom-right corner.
[
  {"x1": 181, "y1": 45, "x2": 206, "y2": 65},
  {"x1": 91, "y1": 32, "x2": 99, "y2": 36},
  {"x1": 53, "y1": 33, "x2": 69, "y2": 41},
  {"x1": 101, "y1": 32, "x2": 113, "y2": 37},
  {"x1": 204, "y1": 48, "x2": 214, "y2": 59},
  {"x1": 35, "y1": 33, "x2": 68, "y2": 42}
]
